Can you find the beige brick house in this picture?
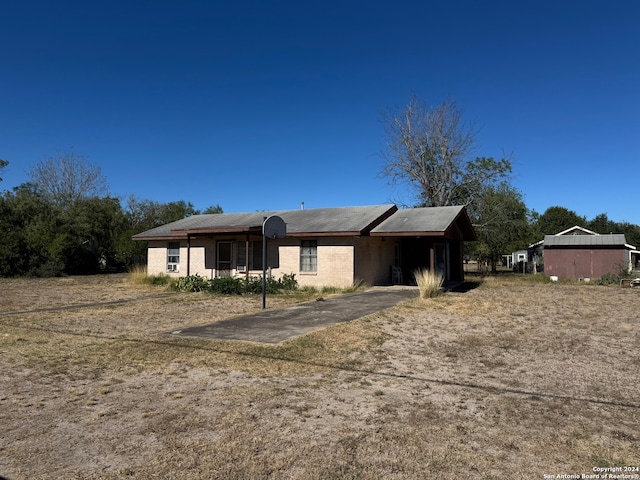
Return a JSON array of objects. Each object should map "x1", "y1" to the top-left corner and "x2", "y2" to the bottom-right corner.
[{"x1": 132, "y1": 204, "x2": 476, "y2": 287}]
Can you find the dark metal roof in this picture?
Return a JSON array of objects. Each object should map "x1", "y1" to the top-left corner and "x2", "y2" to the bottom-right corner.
[
  {"x1": 370, "y1": 205, "x2": 477, "y2": 240},
  {"x1": 132, "y1": 204, "x2": 398, "y2": 240},
  {"x1": 278, "y1": 204, "x2": 397, "y2": 236},
  {"x1": 543, "y1": 234, "x2": 628, "y2": 247}
]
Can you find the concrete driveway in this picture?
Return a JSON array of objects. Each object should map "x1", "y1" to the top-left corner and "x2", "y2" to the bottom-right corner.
[{"x1": 170, "y1": 286, "x2": 418, "y2": 344}]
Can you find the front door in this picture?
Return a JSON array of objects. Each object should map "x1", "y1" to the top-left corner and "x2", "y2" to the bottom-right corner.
[
  {"x1": 217, "y1": 241, "x2": 232, "y2": 277},
  {"x1": 434, "y1": 243, "x2": 447, "y2": 282}
]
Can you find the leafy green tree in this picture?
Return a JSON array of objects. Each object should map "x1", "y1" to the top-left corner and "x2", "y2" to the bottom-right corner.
[
  {"x1": 0, "y1": 185, "x2": 65, "y2": 276},
  {"x1": 0, "y1": 158, "x2": 8, "y2": 182},
  {"x1": 123, "y1": 196, "x2": 202, "y2": 231},
  {"x1": 202, "y1": 204, "x2": 223, "y2": 214},
  {"x1": 467, "y1": 183, "x2": 531, "y2": 272},
  {"x1": 62, "y1": 197, "x2": 128, "y2": 274},
  {"x1": 587, "y1": 213, "x2": 617, "y2": 234},
  {"x1": 380, "y1": 96, "x2": 512, "y2": 207},
  {"x1": 587, "y1": 214, "x2": 640, "y2": 247},
  {"x1": 1, "y1": 161, "x2": 223, "y2": 275},
  {"x1": 534, "y1": 206, "x2": 586, "y2": 236},
  {"x1": 618, "y1": 222, "x2": 640, "y2": 248},
  {"x1": 160, "y1": 200, "x2": 199, "y2": 223}
]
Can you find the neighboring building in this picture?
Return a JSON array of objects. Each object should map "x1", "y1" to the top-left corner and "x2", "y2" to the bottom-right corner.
[
  {"x1": 543, "y1": 233, "x2": 637, "y2": 280},
  {"x1": 512, "y1": 225, "x2": 638, "y2": 278},
  {"x1": 523, "y1": 226, "x2": 600, "y2": 273},
  {"x1": 132, "y1": 204, "x2": 477, "y2": 287},
  {"x1": 504, "y1": 250, "x2": 528, "y2": 270}
]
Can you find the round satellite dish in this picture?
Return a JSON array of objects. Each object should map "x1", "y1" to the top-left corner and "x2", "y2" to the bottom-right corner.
[{"x1": 263, "y1": 215, "x2": 286, "y2": 239}]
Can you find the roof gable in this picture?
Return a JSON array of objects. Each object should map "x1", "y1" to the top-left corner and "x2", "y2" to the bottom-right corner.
[
  {"x1": 555, "y1": 225, "x2": 598, "y2": 236},
  {"x1": 279, "y1": 204, "x2": 397, "y2": 236},
  {"x1": 370, "y1": 205, "x2": 477, "y2": 240}
]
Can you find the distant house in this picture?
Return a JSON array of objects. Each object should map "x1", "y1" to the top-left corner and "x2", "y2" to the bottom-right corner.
[
  {"x1": 532, "y1": 226, "x2": 638, "y2": 280},
  {"x1": 132, "y1": 204, "x2": 477, "y2": 287}
]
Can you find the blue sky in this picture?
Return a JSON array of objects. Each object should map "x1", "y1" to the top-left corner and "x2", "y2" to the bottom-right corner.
[{"x1": 2, "y1": 1, "x2": 639, "y2": 225}]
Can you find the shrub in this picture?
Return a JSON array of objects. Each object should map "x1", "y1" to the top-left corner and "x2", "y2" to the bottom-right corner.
[
  {"x1": 172, "y1": 274, "x2": 299, "y2": 294},
  {"x1": 279, "y1": 273, "x2": 298, "y2": 291},
  {"x1": 208, "y1": 276, "x2": 244, "y2": 294},
  {"x1": 174, "y1": 274, "x2": 208, "y2": 292},
  {"x1": 414, "y1": 268, "x2": 444, "y2": 299},
  {"x1": 594, "y1": 272, "x2": 620, "y2": 286}
]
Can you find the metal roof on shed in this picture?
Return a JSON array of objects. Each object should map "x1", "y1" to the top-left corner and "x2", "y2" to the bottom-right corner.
[{"x1": 543, "y1": 234, "x2": 627, "y2": 247}]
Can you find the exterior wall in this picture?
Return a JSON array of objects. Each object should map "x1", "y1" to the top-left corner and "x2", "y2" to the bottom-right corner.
[
  {"x1": 273, "y1": 237, "x2": 355, "y2": 288},
  {"x1": 354, "y1": 237, "x2": 396, "y2": 285},
  {"x1": 147, "y1": 241, "x2": 177, "y2": 276},
  {"x1": 544, "y1": 248, "x2": 627, "y2": 279},
  {"x1": 146, "y1": 234, "x2": 460, "y2": 287},
  {"x1": 147, "y1": 239, "x2": 215, "y2": 278},
  {"x1": 188, "y1": 238, "x2": 215, "y2": 277}
]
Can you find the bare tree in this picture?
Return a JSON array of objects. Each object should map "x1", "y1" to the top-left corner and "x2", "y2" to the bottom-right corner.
[
  {"x1": 381, "y1": 96, "x2": 511, "y2": 207},
  {"x1": 29, "y1": 152, "x2": 108, "y2": 206}
]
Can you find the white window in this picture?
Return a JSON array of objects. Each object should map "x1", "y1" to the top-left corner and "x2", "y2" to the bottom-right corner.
[
  {"x1": 300, "y1": 240, "x2": 317, "y2": 272},
  {"x1": 167, "y1": 242, "x2": 180, "y2": 272}
]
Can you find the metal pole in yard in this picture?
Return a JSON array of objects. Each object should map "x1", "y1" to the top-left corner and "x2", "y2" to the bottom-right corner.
[{"x1": 261, "y1": 215, "x2": 286, "y2": 310}]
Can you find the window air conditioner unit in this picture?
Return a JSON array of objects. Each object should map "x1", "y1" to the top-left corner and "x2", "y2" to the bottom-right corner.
[{"x1": 237, "y1": 265, "x2": 246, "y2": 273}]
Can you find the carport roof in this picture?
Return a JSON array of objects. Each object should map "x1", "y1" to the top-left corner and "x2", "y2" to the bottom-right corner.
[{"x1": 371, "y1": 205, "x2": 477, "y2": 240}]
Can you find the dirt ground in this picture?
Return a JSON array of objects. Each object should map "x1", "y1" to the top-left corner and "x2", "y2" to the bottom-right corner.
[{"x1": 0, "y1": 274, "x2": 638, "y2": 479}]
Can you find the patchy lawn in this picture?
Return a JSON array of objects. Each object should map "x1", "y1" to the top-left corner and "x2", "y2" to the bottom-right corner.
[{"x1": 0, "y1": 274, "x2": 638, "y2": 479}]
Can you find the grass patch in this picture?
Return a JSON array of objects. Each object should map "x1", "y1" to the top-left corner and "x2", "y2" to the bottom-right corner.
[{"x1": 128, "y1": 265, "x2": 174, "y2": 287}]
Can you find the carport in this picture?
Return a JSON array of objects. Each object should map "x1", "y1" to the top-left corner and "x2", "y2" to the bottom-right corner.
[{"x1": 370, "y1": 206, "x2": 476, "y2": 285}]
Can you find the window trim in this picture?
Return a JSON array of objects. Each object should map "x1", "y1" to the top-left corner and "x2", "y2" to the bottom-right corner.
[
  {"x1": 300, "y1": 240, "x2": 317, "y2": 273},
  {"x1": 167, "y1": 241, "x2": 180, "y2": 272},
  {"x1": 237, "y1": 240, "x2": 263, "y2": 272}
]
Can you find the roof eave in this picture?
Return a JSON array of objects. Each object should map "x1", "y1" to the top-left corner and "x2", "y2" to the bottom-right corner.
[
  {"x1": 287, "y1": 231, "x2": 363, "y2": 237},
  {"x1": 132, "y1": 235, "x2": 188, "y2": 242},
  {"x1": 452, "y1": 207, "x2": 477, "y2": 241},
  {"x1": 171, "y1": 226, "x2": 262, "y2": 235},
  {"x1": 370, "y1": 231, "x2": 445, "y2": 237}
]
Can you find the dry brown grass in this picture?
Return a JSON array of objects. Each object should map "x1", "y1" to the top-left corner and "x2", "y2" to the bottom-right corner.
[
  {"x1": 413, "y1": 268, "x2": 444, "y2": 299},
  {"x1": 1, "y1": 273, "x2": 639, "y2": 479}
]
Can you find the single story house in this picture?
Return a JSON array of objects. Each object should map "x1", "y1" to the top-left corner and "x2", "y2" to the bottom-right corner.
[
  {"x1": 132, "y1": 204, "x2": 477, "y2": 288},
  {"x1": 543, "y1": 233, "x2": 637, "y2": 280}
]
